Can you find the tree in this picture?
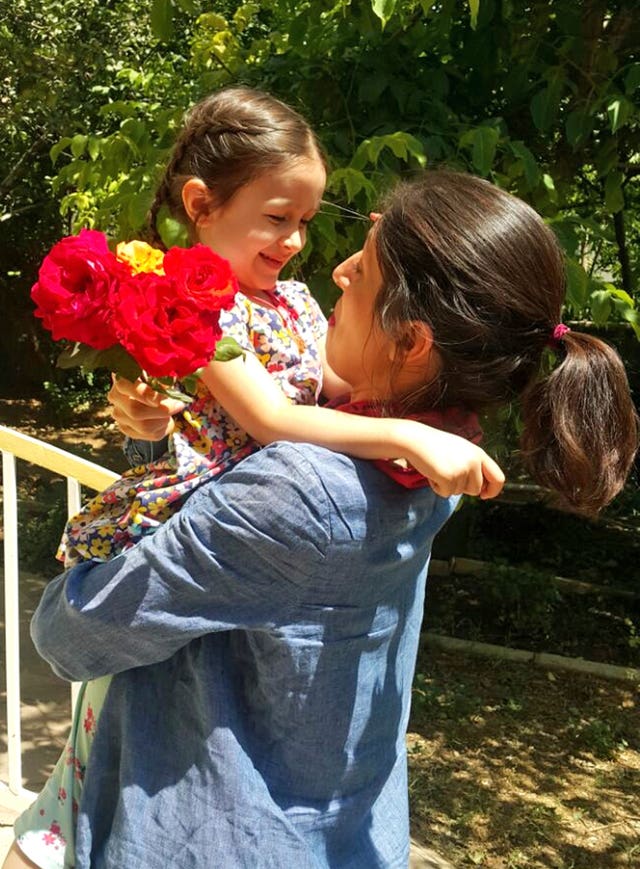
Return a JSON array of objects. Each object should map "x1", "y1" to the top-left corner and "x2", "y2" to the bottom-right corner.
[
  {"x1": 0, "y1": 0, "x2": 187, "y2": 392},
  {"x1": 2, "y1": 0, "x2": 639, "y2": 394}
]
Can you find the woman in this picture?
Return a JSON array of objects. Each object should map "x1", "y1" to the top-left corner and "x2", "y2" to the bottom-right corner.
[{"x1": 13, "y1": 172, "x2": 637, "y2": 869}]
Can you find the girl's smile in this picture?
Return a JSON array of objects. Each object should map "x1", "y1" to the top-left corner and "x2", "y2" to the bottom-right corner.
[{"x1": 260, "y1": 252, "x2": 288, "y2": 270}]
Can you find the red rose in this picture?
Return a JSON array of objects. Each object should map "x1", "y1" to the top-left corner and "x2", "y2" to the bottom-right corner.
[
  {"x1": 32, "y1": 233, "x2": 240, "y2": 386},
  {"x1": 111, "y1": 270, "x2": 228, "y2": 378},
  {"x1": 31, "y1": 229, "x2": 125, "y2": 349},
  {"x1": 162, "y1": 245, "x2": 238, "y2": 311}
]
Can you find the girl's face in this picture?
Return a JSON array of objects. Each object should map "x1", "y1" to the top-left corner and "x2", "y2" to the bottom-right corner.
[
  {"x1": 326, "y1": 231, "x2": 396, "y2": 400},
  {"x1": 195, "y1": 157, "x2": 326, "y2": 294}
]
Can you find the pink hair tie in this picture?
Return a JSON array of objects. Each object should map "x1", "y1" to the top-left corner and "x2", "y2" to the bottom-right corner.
[{"x1": 547, "y1": 323, "x2": 571, "y2": 349}]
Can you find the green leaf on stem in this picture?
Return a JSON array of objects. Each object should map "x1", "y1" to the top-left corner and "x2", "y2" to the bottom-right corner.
[
  {"x1": 471, "y1": 126, "x2": 499, "y2": 176},
  {"x1": 371, "y1": 0, "x2": 396, "y2": 28},
  {"x1": 565, "y1": 109, "x2": 593, "y2": 149},
  {"x1": 607, "y1": 96, "x2": 634, "y2": 134},
  {"x1": 565, "y1": 259, "x2": 589, "y2": 313},
  {"x1": 468, "y1": 0, "x2": 479, "y2": 29},
  {"x1": 625, "y1": 64, "x2": 640, "y2": 95},
  {"x1": 509, "y1": 141, "x2": 540, "y2": 188},
  {"x1": 590, "y1": 289, "x2": 612, "y2": 325},
  {"x1": 604, "y1": 170, "x2": 624, "y2": 214},
  {"x1": 57, "y1": 343, "x2": 142, "y2": 381},
  {"x1": 621, "y1": 307, "x2": 640, "y2": 340},
  {"x1": 151, "y1": 0, "x2": 174, "y2": 42},
  {"x1": 214, "y1": 336, "x2": 245, "y2": 362},
  {"x1": 144, "y1": 378, "x2": 194, "y2": 404}
]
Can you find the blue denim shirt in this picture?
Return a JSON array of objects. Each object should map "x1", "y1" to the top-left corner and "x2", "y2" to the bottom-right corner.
[
  {"x1": 31, "y1": 443, "x2": 457, "y2": 869},
  {"x1": 122, "y1": 435, "x2": 168, "y2": 466}
]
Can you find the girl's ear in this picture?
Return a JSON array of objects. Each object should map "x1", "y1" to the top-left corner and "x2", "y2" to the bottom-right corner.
[{"x1": 181, "y1": 178, "x2": 215, "y2": 225}]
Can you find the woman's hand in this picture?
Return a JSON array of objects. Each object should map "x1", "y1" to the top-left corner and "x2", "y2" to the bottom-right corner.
[{"x1": 107, "y1": 376, "x2": 186, "y2": 441}]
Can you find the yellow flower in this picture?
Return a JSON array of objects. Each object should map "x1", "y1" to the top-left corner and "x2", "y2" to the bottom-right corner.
[
  {"x1": 116, "y1": 240, "x2": 165, "y2": 275},
  {"x1": 146, "y1": 496, "x2": 171, "y2": 517},
  {"x1": 182, "y1": 409, "x2": 202, "y2": 431},
  {"x1": 191, "y1": 436, "x2": 212, "y2": 453},
  {"x1": 89, "y1": 538, "x2": 111, "y2": 559}
]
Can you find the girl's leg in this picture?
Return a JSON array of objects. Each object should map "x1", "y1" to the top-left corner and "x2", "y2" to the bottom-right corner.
[
  {"x1": 2, "y1": 842, "x2": 40, "y2": 869},
  {"x1": 13, "y1": 676, "x2": 112, "y2": 869}
]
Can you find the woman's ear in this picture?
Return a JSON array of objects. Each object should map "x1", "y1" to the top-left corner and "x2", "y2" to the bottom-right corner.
[
  {"x1": 181, "y1": 178, "x2": 215, "y2": 225},
  {"x1": 390, "y1": 321, "x2": 434, "y2": 366}
]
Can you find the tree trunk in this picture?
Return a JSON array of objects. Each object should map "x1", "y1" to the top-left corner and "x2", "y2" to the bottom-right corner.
[{"x1": 613, "y1": 210, "x2": 632, "y2": 295}]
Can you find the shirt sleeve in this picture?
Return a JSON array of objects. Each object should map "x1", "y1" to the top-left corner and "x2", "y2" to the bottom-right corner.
[
  {"x1": 122, "y1": 436, "x2": 169, "y2": 467},
  {"x1": 217, "y1": 294, "x2": 257, "y2": 355},
  {"x1": 31, "y1": 444, "x2": 331, "y2": 682}
]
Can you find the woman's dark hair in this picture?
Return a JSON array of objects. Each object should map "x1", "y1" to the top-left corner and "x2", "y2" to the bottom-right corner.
[
  {"x1": 148, "y1": 86, "x2": 325, "y2": 246},
  {"x1": 374, "y1": 171, "x2": 638, "y2": 515}
]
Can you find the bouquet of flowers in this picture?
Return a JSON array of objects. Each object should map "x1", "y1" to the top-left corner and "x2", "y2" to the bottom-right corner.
[{"x1": 31, "y1": 230, "x2": 242, "y2": 401}]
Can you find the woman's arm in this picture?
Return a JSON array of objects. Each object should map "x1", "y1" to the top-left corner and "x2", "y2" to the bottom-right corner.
[
  {"x1": 30, "y1": 444, "x2": 333, "y2": 680},
  {"x1": 199, "y1": 354, "x2": 505, "y2": 499}
]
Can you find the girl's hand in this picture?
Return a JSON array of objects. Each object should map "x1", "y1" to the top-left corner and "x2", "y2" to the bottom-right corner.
[
  {"x1": 405, "y1": 427, "x2": 505, "y2": 499},
  {"x1": 108, "y1": 376, "x2": 186, "y2": 441}
]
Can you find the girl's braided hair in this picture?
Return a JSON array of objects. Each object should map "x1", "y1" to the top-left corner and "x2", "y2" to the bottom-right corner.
[
  {"x1": 147, "y1": 86, "x2": 325, "y2": 247},
  {"x1": 375, "y1": 171, "x2": 638, "y2": 515}
]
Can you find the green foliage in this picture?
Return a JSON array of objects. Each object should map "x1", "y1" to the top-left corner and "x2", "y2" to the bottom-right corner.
[
  {"x1": 2, "y1": 0, "x2": 639, "y2": 395},
  {"x1": 42, "y1": 0, "x2": 640, "y2": 315},
  {"x1": 411, "y1": 670, "x2": 482, "y2": 722},
  {"x1": 567, "y1": 711, "x2": 629, "y2": 759},
  {"x1": 57, "y1": 343, "x2": 143, "y2": 382},
  {"x1": 481, "y1": 563, "x2": 562, "y2": 643},
  {"x1": 43, "y1": 369, "x2": 111, "y2": 423},
  {"x1": 18, "y1": 490, "x2": 68, "y2": 578}
]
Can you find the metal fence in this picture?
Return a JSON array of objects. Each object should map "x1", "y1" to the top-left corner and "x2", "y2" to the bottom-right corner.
[{"x1": 0, "y1": 425, "x2": 118, "y2": 799}]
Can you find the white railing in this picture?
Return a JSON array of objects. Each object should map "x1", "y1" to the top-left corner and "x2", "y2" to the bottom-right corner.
[{"x1": 0, "y1": 425, "x2": 119, "y2": 799}]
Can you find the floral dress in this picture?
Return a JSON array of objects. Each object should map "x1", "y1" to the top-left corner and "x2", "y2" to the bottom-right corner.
[
  {"x1": 59, "y1": 280, "x2": 326, "y2": 563},
  {"x1": 15, "y1": 280, "x2": 326, "y2": 869}
]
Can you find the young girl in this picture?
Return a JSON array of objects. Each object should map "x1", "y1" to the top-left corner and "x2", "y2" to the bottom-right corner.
[
  {"x1": 11, "y1": 89, "x2": 502, "y2": 869},
  {"x1": 13, "y1": 171, "x2": 637, "y2": 869}
]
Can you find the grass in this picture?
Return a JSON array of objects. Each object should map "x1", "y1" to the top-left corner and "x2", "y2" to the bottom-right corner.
[{"x1": 408, "y1": 645, "x2": 640, "y2": 868}]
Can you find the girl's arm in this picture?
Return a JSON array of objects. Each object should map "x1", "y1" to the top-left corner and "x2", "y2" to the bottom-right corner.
[{"x1": 199, "y1": 353, "x2": 505, "y2": 499}]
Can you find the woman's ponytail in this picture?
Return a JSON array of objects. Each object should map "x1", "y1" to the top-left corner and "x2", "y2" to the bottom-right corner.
[{"x1": 520, "y1": 331, "x2": 638, "y2": 516}]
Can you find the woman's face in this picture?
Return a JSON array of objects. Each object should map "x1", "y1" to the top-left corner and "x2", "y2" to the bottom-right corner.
[{"x1": 326, "y1": 231, "x2": 396, "y2": 400}]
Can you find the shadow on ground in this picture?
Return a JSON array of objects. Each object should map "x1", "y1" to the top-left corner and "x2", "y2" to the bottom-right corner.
[{"x1": 408, "y1": 646, "x2": 640, "y2": 869}]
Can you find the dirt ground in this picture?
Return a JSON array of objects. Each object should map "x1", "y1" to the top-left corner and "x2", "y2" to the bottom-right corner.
[
  {"x1": 0, "y1": 398, "x2": 128, "y2": 474},
  {"x1": 1, "y1": 400, "x2": 639, "y2": 868},
  {"x1": 408, "y1": 648, "x2": 640, "y2": 868}
]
